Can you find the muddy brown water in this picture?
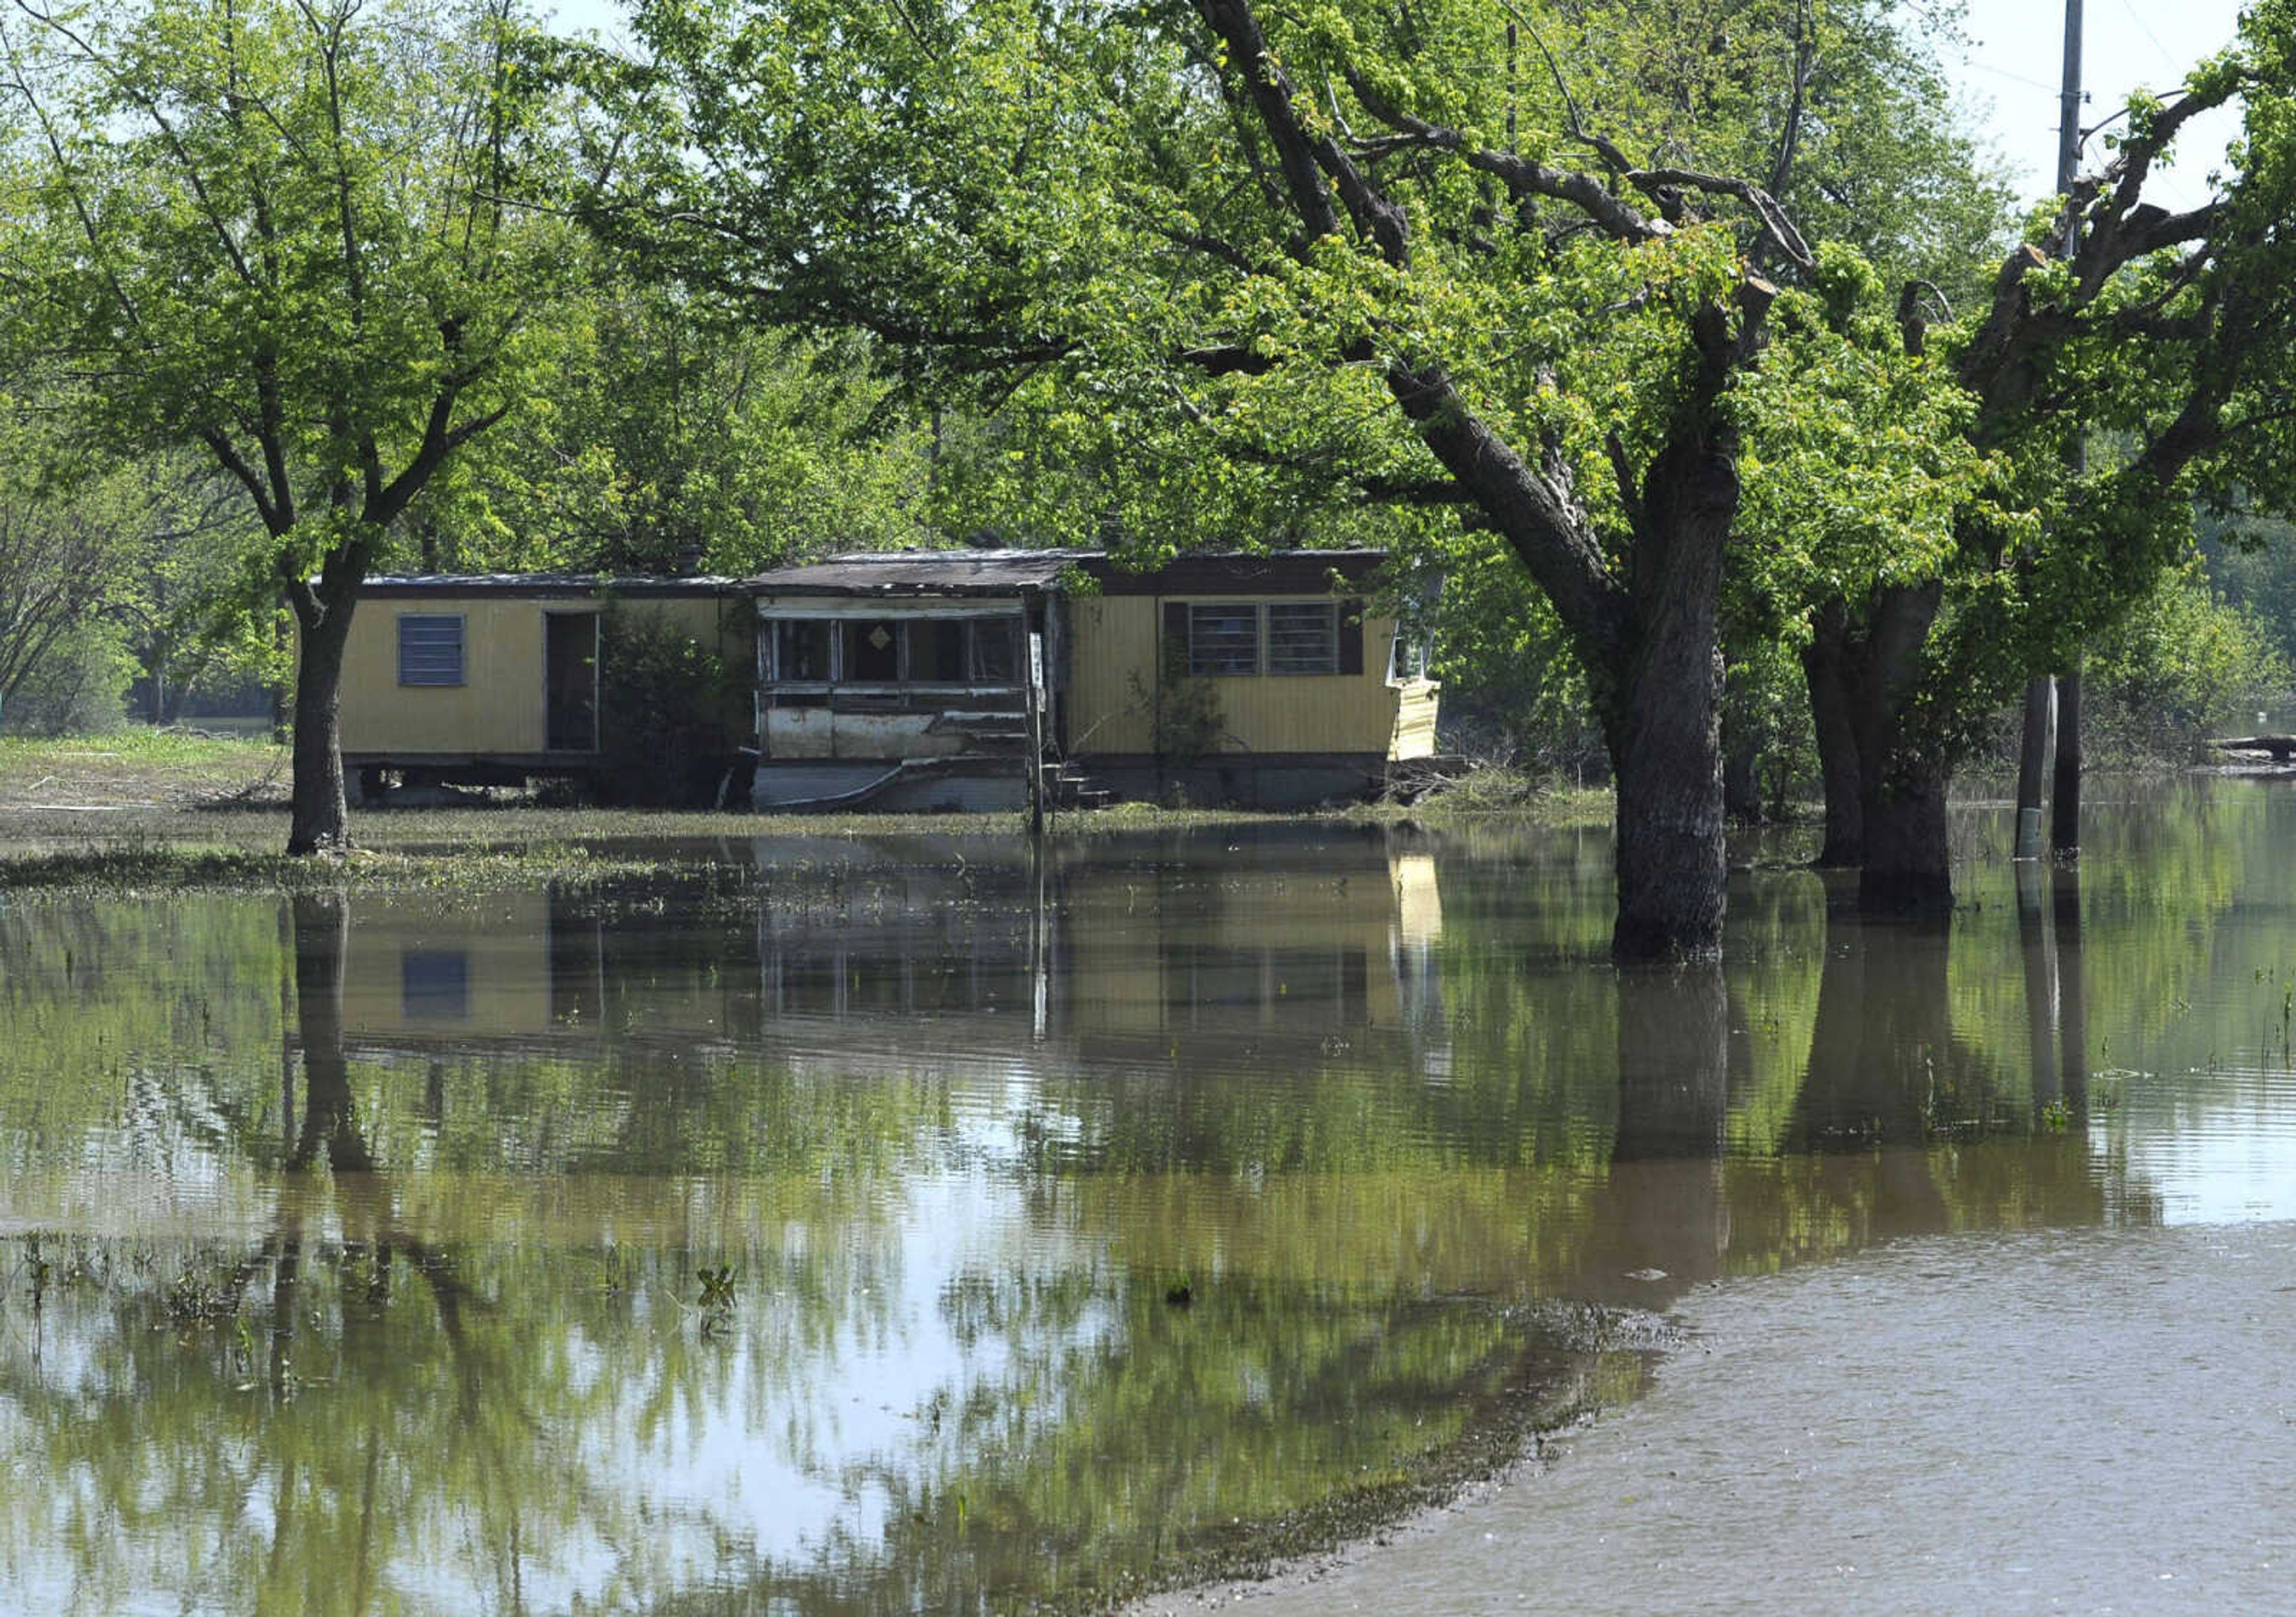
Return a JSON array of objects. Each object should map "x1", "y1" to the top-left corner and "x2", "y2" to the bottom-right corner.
[{"x1": 3, "y1": 781, "x2": 2294, "y2": 1612}]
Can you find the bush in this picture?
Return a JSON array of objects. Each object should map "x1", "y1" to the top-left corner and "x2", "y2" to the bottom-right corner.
[
  {"x1": 595, "y1": 608, "x2": 747, "y2": 806},
  {"x1": 1, "y1": 619, "x2": 137, "y2": 735},
  {"x1": 2083, "y1": 566, "x2": 2290, "y2": 761}
]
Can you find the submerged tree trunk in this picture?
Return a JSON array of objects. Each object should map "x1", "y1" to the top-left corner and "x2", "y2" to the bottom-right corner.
[
  {"x1": 1602, "y1": 439, "x2": 1735, "y2": 961},
  {"x1": 1803, "y1": 606, "x2": 1864, "y2": 866},
  {"x1": 1187, "y1": 0, "x2": 1781, "y2": 964},
  {"x1": 1802, "y1": 580, "x2": 1955, "y2": 912},
  {"x1": 1857, "y1": 754, "x2": 1952, "y2": 912}
]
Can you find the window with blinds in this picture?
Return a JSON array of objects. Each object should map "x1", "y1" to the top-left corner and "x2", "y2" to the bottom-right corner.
[
  {"x1": 396, "y1": 615, "x2": 465, "y2": 686},
  {"x1": 1266, "y1": 602, "x2": 1338, "y2": 674},
  {"x1": 1187, "y1": 603, "x2": 1260, "y2": 675}
]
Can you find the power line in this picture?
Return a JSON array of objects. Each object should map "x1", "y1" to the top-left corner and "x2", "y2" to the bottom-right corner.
[
  {"x1": 2115, "y1": 0, "x2": 2181, "y2": 77},
  {"x1": 1962, "y1": 58, "x2": 2066, "y2": 97}
]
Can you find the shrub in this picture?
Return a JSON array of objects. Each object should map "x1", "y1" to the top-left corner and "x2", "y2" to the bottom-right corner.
[
  {"x1": 595, "y1": 608, "x2": 747, "y2": 806},
  {"x1": 1, "y1": 619, "x2": 137, "y2": 735}
]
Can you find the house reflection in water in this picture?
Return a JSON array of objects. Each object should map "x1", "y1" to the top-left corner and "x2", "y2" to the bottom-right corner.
[{"x1": 331, "y1": 828, "x2": 1446, "y2": 1077}]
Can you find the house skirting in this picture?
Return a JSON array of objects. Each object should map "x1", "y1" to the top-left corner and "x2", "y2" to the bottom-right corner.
[{"x1": 750, "y1": 757, "x2": 1028, "y2": 814}]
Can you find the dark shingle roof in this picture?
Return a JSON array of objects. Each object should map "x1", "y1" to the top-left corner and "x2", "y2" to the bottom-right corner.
[
  {"x1": 749, "y1": 548, "x2": 1385, "y2": 597},
  {"x1": 747, "y1": 549, "x2": 1096, "y2": 597}
]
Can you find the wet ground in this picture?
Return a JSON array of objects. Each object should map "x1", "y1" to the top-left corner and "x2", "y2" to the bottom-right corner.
[
  {"x1": 4, "y1": 781, "x2": 2295, "y2": 1610},
  {"x1": 1142, "y1": 1220, "x2": 2296, "y2": 1614}
]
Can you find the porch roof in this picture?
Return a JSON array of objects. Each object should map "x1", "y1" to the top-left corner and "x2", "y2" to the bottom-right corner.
[
  {"x1": 746, "y1": 550, "x2": 1094, "y2": 598},
  {"x1": 358, "y1": 573, "x2": 736, "y2": 598},
  {"x1": 744, "y1": 548, "x2": 1387, "y2": 599}
]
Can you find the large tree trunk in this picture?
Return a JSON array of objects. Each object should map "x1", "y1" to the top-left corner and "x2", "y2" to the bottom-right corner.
[
  {"x1": 1857, "y1": 751, "x2": 1952, "y2": 912},
  {"x1": 1804, "y1": 580, "x2": 1955, "y2": 912},
  {"x1": 1191, "y1": 0, "x2": 1764, "y2": 963},
  {"x1": 1608, "y1": 640, "x2": 1726, "y2": 961},
  {"x1": 1604, "y1": 438, "x2": 1734, "y2": 962},
  {"x1": 1802, "y1": 606, "x2": 1863, "y2": 866},
  {"x1": 286, "y1": 584, "x2": 359, "y2": 855}
]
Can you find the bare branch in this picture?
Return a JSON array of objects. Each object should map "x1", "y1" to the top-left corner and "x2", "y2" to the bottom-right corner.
[{"x1": 1628, "y1": 169, "x2": 1815, "y2": 275}]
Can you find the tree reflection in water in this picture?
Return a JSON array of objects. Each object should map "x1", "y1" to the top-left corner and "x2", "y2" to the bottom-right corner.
[{"x1": 0, "y1": 813, "x2": 2234, "y2": 1612}]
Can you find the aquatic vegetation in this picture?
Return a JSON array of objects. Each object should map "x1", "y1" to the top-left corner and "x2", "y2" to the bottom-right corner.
[{"x1": 697, "y1": 1264, "x2": 737, "y2": 1311}]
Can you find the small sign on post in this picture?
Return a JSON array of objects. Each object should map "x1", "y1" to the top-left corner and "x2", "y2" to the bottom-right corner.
[{"x1": 1027, "y1": 630, "x2": 1047, "y2": 835}]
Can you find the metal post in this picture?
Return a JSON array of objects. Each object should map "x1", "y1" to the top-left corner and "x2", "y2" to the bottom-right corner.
[{"x1": 1027, "y1": 626, "x2": 1046, "y2": 837}]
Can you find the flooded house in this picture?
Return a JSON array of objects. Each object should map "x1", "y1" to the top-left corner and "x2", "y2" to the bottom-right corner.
[
  {"x1": 335, "y1": 548, "x2": 1440, "y2": 809},
  {"x1": 337, "y1": 572, "x2": 749, "y2": 802}
]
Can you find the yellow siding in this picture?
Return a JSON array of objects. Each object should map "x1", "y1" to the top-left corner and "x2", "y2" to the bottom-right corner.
[
  {"x1": 1066, "y1": 597, "x2": 1161, "y2": 753},
  {"x1": 1067, "y1": 594, "x2": 1431, "y2": 758},
  {"x1": 1390, "y1": 680, "x2": 1440, "y2": 759},
  {"x1": 337, "y1": 592, "x2": 742, "y2": 757}
]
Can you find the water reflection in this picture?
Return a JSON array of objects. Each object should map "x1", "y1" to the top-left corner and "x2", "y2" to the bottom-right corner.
[{"x1": 5, "y1": 800, "x2": 2296, "y2": 1609}]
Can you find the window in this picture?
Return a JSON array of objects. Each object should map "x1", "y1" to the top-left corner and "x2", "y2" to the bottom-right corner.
[
  {"x1": 1388, "y1": 625, "x2": 1433, "y2": 682},
  {"x1": 1267, "y1": 603, "x2": 1338, "y2": 674},
  {"x1": 971, "y1": 618, "x2": 1021, "y2": 682},
  {"x1": 909, "y1": 620, "x2": 968, "y2": 682},
  {"x1": 844, "y1": 619, "x2": 900, "y2": 682},
  {"x1": 1187, "y1": 603, "x2": 1260, "y2": 675},
  {"x1": 397, "y1": 615, "x2": 464, "y2": 686},
  {"x1": 767, "y1": 614, "x2": 1028, "y2": 688},
  {"x1": 772, "y1": 619, "x2": 833, "y2": 682}
]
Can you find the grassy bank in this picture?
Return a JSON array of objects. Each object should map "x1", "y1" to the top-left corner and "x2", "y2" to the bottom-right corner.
[{"x1": 0, "y1": 729, "x2": 1612, "y2": 891}]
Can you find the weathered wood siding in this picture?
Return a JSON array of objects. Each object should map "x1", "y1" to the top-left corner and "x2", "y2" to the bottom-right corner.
[
  {"x1": 1067, "y1": 594, "x2": 1426, "y2": 758},
  {"x1": 1391, "y1": 680, "x2": 1440, "y2": 760},
  {"x1": 338, "y1": 592, "x2": 734, "y2": 758}
]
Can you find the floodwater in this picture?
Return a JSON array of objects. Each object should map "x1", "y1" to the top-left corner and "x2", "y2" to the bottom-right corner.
[{"x1": 3, "y1": 782, "x2": 2295, "y2": 1613}]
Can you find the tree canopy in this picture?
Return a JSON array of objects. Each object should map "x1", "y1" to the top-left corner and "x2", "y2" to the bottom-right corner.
[
  {"x1": 565, "y1": 0, "x2": 2011, "y2": 953},
  {"x1": 0, "y1": 0, "x2": 577, "y2": 847}
]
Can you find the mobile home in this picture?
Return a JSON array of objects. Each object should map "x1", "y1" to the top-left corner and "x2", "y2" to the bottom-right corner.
[
  {"x1": 334, "y1": 549, "x2": 1439, "y2": 809},
  {"x1": 337, "y1": 574, "x2": 746, "y2": 799}
]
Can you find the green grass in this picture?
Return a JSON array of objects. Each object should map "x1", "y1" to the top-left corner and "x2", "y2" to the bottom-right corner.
[
  {"x1": 0, "y1": 726, "x2": 1620, "y2": 887},
  {"x1": 0, "y1": 727, "x2": 282, "y2": 772},
  {"x1": 0, "y1": 729, "x2": 284, "y2": 805},
  {"x1": 0, "y1": 837, "x2": 692, "y2": 894}
]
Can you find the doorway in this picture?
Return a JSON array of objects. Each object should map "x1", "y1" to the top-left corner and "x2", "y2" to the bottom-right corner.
[{"x1": 546, "y1": 613, "x2": 599, "y2": 753}]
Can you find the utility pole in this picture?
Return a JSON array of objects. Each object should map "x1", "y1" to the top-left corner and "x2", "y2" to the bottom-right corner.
[
  {"x1": 2016, "y1": 0, "x2": 2085, "y2": 861},
  {"x1": 2050, "y1": 0, "x2": 2086, "y2": 858}
]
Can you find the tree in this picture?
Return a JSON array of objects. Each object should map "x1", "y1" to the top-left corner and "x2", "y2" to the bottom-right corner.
[
  {"x1": 0, "y1": 404, "x2": 129, "y2": 722},
  {"x1": 576, "y1": 0, "x2": 1984, "y2": 960},
  {"x1": 0, "y1": 390, "x2": 257, "y2": 731},
  {"x1": 0, "y1": 0, "x2": 573, "y2": 850},
  {"x1": 1804, "y1": 5, "x2": 2296, "y2": 907},
  {"x1": 403, "y1": 277, "x2": 942, "y2": 576}
]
